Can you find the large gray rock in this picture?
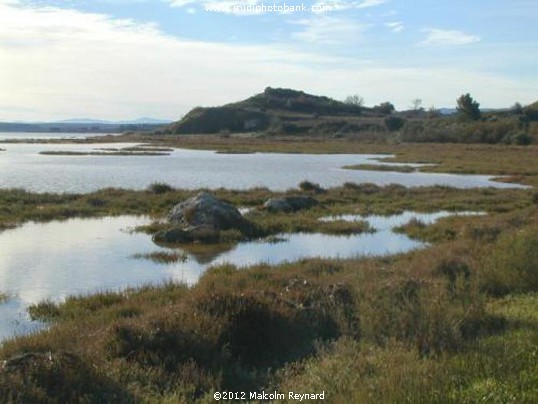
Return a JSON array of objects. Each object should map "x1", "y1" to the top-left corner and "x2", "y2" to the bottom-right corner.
[
  {"x1": 263, "y1": 196, "x2": 318, "y2": 213},
  {"x1": 167, "y1": 192, "x2": 253, "y2": 234}
]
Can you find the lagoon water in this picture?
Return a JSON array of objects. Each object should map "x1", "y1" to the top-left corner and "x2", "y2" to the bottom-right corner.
[
  {"x1": 0, "y1": 211, "x2": 474, "y2": 341},
  {"x1": 0, "y1": 140, "x2": 526, "y2": 192}
]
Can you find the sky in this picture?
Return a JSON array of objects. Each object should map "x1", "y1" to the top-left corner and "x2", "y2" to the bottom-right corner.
[{"x1": 0, "y1": 0, "x2": 536, "y2": 121}]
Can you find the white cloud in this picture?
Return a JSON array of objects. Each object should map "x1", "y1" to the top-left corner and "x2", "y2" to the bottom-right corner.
[
  {"x1": 167, "y1": 0, "x2": 195, "y2": 6},
  {"x1": 419, "y1": 29, "x2": 481, "y2": 46},
  {"x1": 291, "y1": 16, "x2": 366, "y2": 43},
  {"x1": 0, "y1": 2, "x2": 534, "y2": 121},
  {"x1": 386, "y1": 21, "x2": 403, "y2": 32},
  {"x1": 356, "y1": 0, "x2": 387, "y2": 8}
]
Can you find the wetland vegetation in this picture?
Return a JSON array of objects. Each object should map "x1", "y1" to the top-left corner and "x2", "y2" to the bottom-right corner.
[
  {"x1": 343, "y1": 163, "x2": 418, "y2": 173},
  {"x1": 39, "y1": 145, "x2": 173, "y2": 156},
  {"x1": 0, "y1": 135, "x2": 537, "y2": 402}
]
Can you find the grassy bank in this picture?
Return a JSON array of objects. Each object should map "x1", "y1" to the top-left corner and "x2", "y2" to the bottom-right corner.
[
  {"x1": 1, "y1": 203, "x2": 537, "y2": 402},
  {"x1": 0, "y1": 182, "x2": 534, "y2": 233}
]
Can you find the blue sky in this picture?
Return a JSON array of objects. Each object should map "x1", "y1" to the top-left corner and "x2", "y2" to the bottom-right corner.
[{"x1": 0, "y1": 0, "x2": 536, "y2": 120}]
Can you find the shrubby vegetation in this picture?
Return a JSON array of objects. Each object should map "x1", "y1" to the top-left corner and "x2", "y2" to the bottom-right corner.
[
  {"x1": 384, "y1": 115, "x2": 406, "y2": 131},
  {"x1": 401, "y1": 115, "x2": 530, "y2": 144},
  {"x1": 1, "y1": 203, "x2": 537, "y2": 402},
  {"x1": 372, "y1": 101, "x2": 395, "y2": 115}
]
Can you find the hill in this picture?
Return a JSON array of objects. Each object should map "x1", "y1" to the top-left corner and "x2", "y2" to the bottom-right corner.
[
  {"x1": 166, "y1": 87, "x2": 368, "y2": 135},
  {"x1": 163, "y1": 90, "x2": 536, "y2": 145}
]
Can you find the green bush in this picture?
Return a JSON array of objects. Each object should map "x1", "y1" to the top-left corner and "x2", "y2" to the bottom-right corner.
[
  {"x1": 510, "y1": 132, "x2": 532, "y2": 145},
  {"x1": 147, "y1": 182, "x2": 173, "y2": 194},
  {"x1": 384, "y1": 116, "x2": 406, "y2": 132},
  {"x1": 457, "y1": 93, "x2": 481, "y2": 120},
  {"x1": 298, "y1": 180, "x2": 325, "y2": 193}
]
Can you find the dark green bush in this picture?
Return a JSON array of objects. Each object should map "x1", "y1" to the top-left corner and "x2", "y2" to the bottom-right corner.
[
  {"x1": 510, "y1": 132, "x2": 532, "y2": 145},
  {"x1": 384, "y1": 116, "x2": 406, "y2": 131},
  {"x1": 147, "y1": 182, "x2": 173, "y2": 194},
  {"x1": 298, "y1": 180, "x2": 326, "y2": 193}
]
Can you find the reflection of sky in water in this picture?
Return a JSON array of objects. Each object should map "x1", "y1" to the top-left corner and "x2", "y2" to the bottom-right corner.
[
  {"x1": 0, "y1": 211, "x2": 483, "y2": 342},
  {"x1": 0, "y1": 143, "x2": 526, "y2": 192},
  {"x1": 320, "y1": 211, "x2": 486, "y2": 231}
]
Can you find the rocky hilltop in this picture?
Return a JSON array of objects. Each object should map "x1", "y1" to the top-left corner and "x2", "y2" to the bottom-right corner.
[
  {"x1": 162, "y1": 88, "x2": 537, "y2": 144},
  {"x1": 166, "y1": 87, "x2": 367, "y2": 135}
]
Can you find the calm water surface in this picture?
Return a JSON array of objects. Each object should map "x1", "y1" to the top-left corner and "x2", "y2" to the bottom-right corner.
[
  {"x1": 0, "y1": 211, "x2": 480, "y2": 341},
  {"x1": 0, "y1": 142, "x2": 525, "y2": 192}
]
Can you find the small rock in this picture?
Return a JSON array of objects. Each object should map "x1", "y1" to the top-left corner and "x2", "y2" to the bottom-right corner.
[{"x1": 263, "y1": 196, "x2": 318, "y2": 213}]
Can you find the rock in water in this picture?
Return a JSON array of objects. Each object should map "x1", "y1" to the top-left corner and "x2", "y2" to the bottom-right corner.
[
  {"x1": 263, "y1": 196, "x2": 318, "y2": 213},
  {"x1": 168, "y1": 192, "x2": 248, "y2": 231},
  {"x1": 154, "y1": 192, "x2": 255, "y2": 243}
]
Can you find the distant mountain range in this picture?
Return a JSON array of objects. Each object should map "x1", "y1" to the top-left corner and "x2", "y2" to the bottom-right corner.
[
  {"x1": 0, "y1": 117, "x2": 173, "y2": 133},
  {"x1": 14, "y1": 117, "x2": 174, "y2": 125}
]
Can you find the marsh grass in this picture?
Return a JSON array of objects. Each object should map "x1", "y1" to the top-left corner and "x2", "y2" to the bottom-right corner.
[
  {"x1": 343, "y1": 163, "x2": 416, "y2": 173},
  {"x1": 244, "y1": 208, "x2": 373, "y2": 236},
  {"x1": 0, "y1": 181, "x2": 532, "y2": 233},
  {"x1": 479, "y1": 228, "x2": 538, "y2": 296},
  {"x1": 39, "y1": 150, "x2": 169, "y2": 156},
  {"x1": 0, "y1": 139, "x2": 537, "y2": 401},
  {"x1": 1, "y1": 203, "x2": 536, "y2": 402},
  {"x1": 0, "y1": 292, "x2": 10, "y2": 304},
  {"x1": 131, "y1": 251, "x2": 187, "y2": 264}
]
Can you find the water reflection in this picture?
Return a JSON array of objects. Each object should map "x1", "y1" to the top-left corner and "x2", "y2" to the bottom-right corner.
[
  {"x1": 0, "y1": 211, "x2": 483, "y2": 341},
  {"x1": 320, "y1": 210, "x2": 486, "y2": 231}
]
